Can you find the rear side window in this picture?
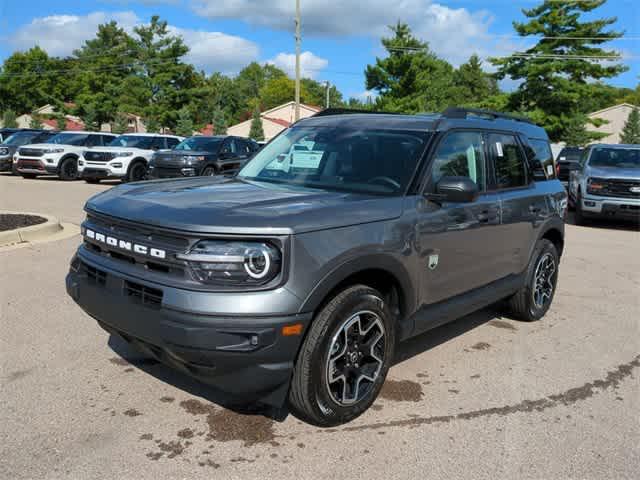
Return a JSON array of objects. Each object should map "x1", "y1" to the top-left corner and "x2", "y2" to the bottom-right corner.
[
  {"x1": 152, "y1": 137, "x2": 166, "y2": 150},
  {"x1": 430, "y1": 131, "x2": 487, "y2": 191},
  {"x1": 166, "y1": 137, "x2": 180, "y2": 149},
  {"x1": 528, "y1": 139, "x2": 555, "y2": 179},
  {"x1": 489, "y1": 133, "x2": 528, "y2": 189}
]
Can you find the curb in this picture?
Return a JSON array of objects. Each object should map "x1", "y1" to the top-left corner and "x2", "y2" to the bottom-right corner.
[{"x1": 0, "y1": 211, "x2": 64, "y2": 247}]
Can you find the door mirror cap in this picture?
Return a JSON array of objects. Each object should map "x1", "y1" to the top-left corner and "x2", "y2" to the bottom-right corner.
[{"x1": 431, "y1": 176, "x2": 479, "y2": 203}]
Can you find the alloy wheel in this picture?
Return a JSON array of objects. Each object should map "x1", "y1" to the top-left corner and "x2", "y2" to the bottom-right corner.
[{"x1": 532, "y1": 252, "x2": 556, "y2": 309}]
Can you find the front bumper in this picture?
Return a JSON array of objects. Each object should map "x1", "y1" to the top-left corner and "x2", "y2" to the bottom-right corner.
[
  {"x1": 580, "y1": 194, "x2": 640, "y2": 221},
  {"x1": 0, "y1": 155, "x2": 12, "y2": 172},
  {"x1": 147, "y1": 165, "x2": 199, "y2": 179},
  {"x1": 66, "y1": 252, "x2": 311, "y2": 407}
]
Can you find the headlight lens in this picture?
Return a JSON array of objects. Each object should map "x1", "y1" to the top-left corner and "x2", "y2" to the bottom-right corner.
[
  {"x1": 0, "y1": 147, "x2": 8, "y2": 156},
  {"x1": 587, "y1": 177, "x2": 606, "y2": 194},
  {"x1": 183, "y1": 155, "x2": 206, "y2": 164},
  {"x1": 43, "y1": 148, "x2": 65, "y2": 154},
  {"x1": 178, "y1": 241, "x2": 281, "y2": 286},
  {"x1": 114, "y1": 151, "x2": 133, "y2": 158}
]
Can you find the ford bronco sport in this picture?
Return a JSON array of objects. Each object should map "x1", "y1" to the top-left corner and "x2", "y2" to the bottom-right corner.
[{"x1": 66, "y1": 108, "x2": 566, "y2": 426}]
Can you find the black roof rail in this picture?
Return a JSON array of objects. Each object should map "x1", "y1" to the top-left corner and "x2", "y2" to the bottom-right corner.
[
  {"x1": 442, "y1": 107, "x2": 534, "y2": 125},
  {"x1": 312, "y1": 108, "x2": 399, "y2": 117}
]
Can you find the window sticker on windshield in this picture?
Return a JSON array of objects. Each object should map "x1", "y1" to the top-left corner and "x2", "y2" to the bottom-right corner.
[
  {"x1": 496, "y1": 142, "x2": 504, "y2": 157},
  {"x1": 546, "y1": 165, "x2": 554, "y2": 177}
]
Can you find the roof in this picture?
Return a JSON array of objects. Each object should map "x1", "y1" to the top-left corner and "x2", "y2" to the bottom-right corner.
[
  {"x1": 297, "y1": 112, "x2": 549, "y2": 139},
  {"x1": 588, "y1": 103, "x2": 638, "y2": 117},
  {"x1": 263, "y1": 116, "x2": 291, "y2": 128},
  {"x1": 57, "y1": 130, "x2": 115, "y2": 135},
  {"x1": 589, "y1": 143, "x2": 640, "y2": 149},
  {"x1": 260, "y1": 101, "x2": 321, "y2": 117},
  {"x1": 42, "y1": 118, "x2": 85, "y2": 131}
]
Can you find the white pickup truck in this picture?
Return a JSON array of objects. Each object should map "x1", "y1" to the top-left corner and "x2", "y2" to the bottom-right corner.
[{"x1": 79, "y1": 133, "x2": 183, "y2": 183}]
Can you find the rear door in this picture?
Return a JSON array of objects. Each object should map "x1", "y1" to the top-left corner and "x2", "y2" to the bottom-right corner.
[
  {"x1": 416, "y1": 130, "x2": 503, "y2": 306},
  {"x1": 488, "y1": 132, "x2": 549, "y2": 276}
]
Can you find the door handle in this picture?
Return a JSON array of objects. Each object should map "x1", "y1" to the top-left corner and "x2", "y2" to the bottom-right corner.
[{"x1": 529, "y1": 206, "x2": 541, "y2": 214}]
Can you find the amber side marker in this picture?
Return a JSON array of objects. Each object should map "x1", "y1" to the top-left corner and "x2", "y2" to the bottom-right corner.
[{"x1": 282, "y1": 323, "x2": 303, "y2": 336}]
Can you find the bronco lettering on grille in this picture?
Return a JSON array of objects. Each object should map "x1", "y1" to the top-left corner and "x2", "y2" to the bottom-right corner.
[{"x1": 84, "y1": 228, "x2": 166, "y2": 259}]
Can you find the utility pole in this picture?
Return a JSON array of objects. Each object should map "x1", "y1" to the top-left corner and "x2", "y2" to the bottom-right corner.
[
  {"x1": 324, "y1": 81, "x2": 331, "y2": 109},
  {"x1": 294, "y1": 0, "x2": 301, "y2": 121}
]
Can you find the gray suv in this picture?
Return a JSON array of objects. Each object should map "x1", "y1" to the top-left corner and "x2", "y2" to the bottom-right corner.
[
  {"x1": 66, "y1": 108, "x2": 567, "y2": 426},
  {"x1": 568, "y1": 144, "x2": 640, "y2": 224}
]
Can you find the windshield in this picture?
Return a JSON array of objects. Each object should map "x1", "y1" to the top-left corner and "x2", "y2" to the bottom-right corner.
[
  {"x1": 557, "y1": 148, "x2": 583, "y2": 162},
  {"x1": 108, "y1": 135, "x2": 155, "y2": 149},
  {"x1": 238, "y1": 126, "x2": 430, "y2": 195},
  {"x1": 2, "y1": 132, "x2": 40, "y2": 146},
  {"x1": 175, "y1": 137, "x2": 223, "y2": 151},
  {"x1": 588, "y1": 147, "x2": 640, "y2": 168},
  {"x1": 47, "y1": 133, "x2": 89, "y2": 146}
]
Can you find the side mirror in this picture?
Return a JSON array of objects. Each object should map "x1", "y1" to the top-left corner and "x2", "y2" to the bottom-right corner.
[{"x1": 430, "y1": 176, "x2": 479, "y2": 203}]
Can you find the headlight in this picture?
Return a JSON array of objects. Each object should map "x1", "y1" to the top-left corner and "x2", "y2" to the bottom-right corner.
[
  {"x1": 183, "y1": 155, "x2": 206, "y2": 164},
  {"x1": 43, "y1": 148, "x2": 65, "y2": 154},
  {"x1": 587, "y1": 177, "x2": 606, "y2": 195},
  {"x1": 177, "y1": 241, "x2": 281, "y2": 286},
  {"x1": 114, "y1": 151, "x2": 133, "y2": 158},
  {"x1": 0, "y1": 147, "x2": 8, "y2": 156}
]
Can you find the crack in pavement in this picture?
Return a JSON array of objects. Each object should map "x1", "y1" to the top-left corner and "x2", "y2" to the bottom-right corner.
[{"x1": 340, "y1": 355, "x2": 640, "y2": 432}]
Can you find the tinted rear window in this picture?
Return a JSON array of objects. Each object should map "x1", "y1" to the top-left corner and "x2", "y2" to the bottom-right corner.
[{"x1": 557, "y1": 148, "x2": 583, "y2": 162}]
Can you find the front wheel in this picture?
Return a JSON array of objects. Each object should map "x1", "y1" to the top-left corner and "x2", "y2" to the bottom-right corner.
[
  {"x1": 126, "y1": 161, "x2": 147, "y2": 183},
  {"x1": 201, "y1": 166, "x2": 217, "y2": 176},
  {"x1": 58, "y1": 157, "x2": 78, "y2": 181},
  {"x1": 289, "y1": 285, "x2": 395, "y2": 427},
  {"x1": 507, "y1": 239, "x2": 559, "y2": 322}
]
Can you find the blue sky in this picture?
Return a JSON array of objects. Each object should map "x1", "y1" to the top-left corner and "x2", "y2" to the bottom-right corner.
[{"x1": 0, "y1": 0, "x2": 638, "y2": 100}]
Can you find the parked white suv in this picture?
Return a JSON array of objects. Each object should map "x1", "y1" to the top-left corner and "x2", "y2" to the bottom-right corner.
[
  {"x1": 79, "y1": 133, "x2": 183, "y2": 183},
  {"x1": 16, "y1": 131, "x2": 117, "y2": 180}
]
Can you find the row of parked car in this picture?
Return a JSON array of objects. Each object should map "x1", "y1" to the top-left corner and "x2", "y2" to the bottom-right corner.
[{"x1": 0, "y1": 128, "x2": 261, "y2": 182}]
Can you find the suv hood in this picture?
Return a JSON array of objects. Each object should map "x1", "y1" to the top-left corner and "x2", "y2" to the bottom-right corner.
[
  {"x1": 86, "y1": 177, "x2": 403, "y2": 234},
  {"x1": 586, "y1": 165, "x2": 640, "y2": 180},
  {"x1": 85, "y1": 146, "x2": 152, "y2": 154},
  {"x1": 21, "y1": 143, "x2": 73, "y2": 149}
]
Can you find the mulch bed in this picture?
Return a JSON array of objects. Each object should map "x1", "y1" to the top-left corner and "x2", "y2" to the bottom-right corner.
[{"x1": 0, "y1": 214, "x2": 47, "y2": 232}]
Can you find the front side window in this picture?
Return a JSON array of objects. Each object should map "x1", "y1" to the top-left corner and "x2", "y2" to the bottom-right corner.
[
  {"x1": 588, "y1": 147, "x2": 640, "y2": 168},
  {"x1": 430, "y1": 131, "x2": 487, "y2": 191},
  {"x1": 239, "y1": 126, "x2": 429, "y2": 195},
  {"x1": 2, "y1": 132, "x2": 39, "y2": 146},
  {"x1": 528, "y1": 139, "x2": 555, "y2": 179},
  {"x1": 489, "y1": 133, "x2": 528, "y2": 189}
]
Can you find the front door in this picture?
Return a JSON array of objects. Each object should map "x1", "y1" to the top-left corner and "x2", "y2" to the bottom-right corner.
[{"x1": 415, "y1": 130, "x2": 503, "y2": 308}]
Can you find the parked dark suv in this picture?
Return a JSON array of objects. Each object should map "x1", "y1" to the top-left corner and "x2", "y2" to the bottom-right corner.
[
  {"x1": 147, "y1": 135, "x2": 259, "y2": 179},
  {"x1": 0, "y1": 130, "x2": 58, "y2": 173},
  {"x1": 555, "y1": 146, "x2": 584, "y2": 186},
  {"x1": 66, "y1": 108, "x2": 566, "y2": 426}
]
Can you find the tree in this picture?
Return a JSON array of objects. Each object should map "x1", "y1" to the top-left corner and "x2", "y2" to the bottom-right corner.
[
  {"x1": 55, "y1": 114, "x2": 67, "y2": 131},
  {"x1": 453, "y1": 54, "x2": 499, "y2": 105},
  {"x1": 112, "y1": 112, "x2": 130, "y2": 134},
  {"x1": 175, "y1": 107, "x2": 194, "y2": 137},
  {"x1": 29, "y1": 114, "x2": 44, "y2": 129},
  {"x1": 144, "y1": 116, "x2": 160, "y2": 134},
  {"x1": 492, "y1": 0, "x2": 628, "y2": 141},
  {"x1": 563, "y1": 114, "x2": 606, "y2": 146},
  {"x1": 2, "y1": 109, "x2": 18, "y2": 128},
  {"x1": 81, "y1": 104, "x2": 100, "y2": 131},
  {"x1": 249, "y1": 106, "x2": 264, "y2": 141},
  {"x1": 213, "y1": 107, "x2": 227, "y2": 135},
  {"x1": 301, "y1": 79, "x2": 344, "y2": 108},
  {"x1": 365, "y1": 22, "x2": 457, "y2": 113},
  {"x1": 259, "y1": 76, "x2": 311, "y2": 110},
  {"x1": 620, "y1": 107, "x2": 640, "y2": 144}
]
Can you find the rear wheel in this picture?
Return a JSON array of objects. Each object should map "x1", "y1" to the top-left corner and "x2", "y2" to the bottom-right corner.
[
  {"x1": 126, "y1": 161, "x2": 147, "y2": 183},
  {"x1": 574, "y1": 191, "x2": 586, "y2": 226},
  {"x1": 201, "y1": 166, "x2": 217, "y2": 176},
  {"x1": 289, "y1": 285, "x2": 395, "y2": 427},
  {"x1": 58, "y1": 157, "x2": 78, "y2": 181},
  {"x1": 507, "y1": 239, "x2": 559, "y2": 322}
]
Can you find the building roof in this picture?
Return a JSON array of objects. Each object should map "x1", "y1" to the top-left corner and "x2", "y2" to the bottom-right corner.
[
  {"x1": 42, "y1": 118, "x2": 85, "y2": 131},
  {"x1": 263, "y1": 116, "x2": 291, "y2": 128},
  {"x1": 589, "y1": 103, "x2": 638, "y2": 117}
]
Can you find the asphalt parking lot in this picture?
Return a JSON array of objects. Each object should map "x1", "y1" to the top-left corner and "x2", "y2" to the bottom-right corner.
[{"x1": 1, "y1": 173, "x2": 639, "y2": 480}]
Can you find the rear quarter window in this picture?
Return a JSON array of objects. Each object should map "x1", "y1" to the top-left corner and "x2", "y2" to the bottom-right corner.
[{"x1": 526, "y1": 139, "x2": 556, "y2": 180}]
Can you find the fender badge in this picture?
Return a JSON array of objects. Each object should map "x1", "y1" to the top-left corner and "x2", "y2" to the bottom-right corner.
[{"x1": 428, "y1": 254, "x2": 439, "y2": 270}]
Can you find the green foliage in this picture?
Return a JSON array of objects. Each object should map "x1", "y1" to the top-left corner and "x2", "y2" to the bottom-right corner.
[
  {"x1": 112, "y1": 113, "x2": 130, "y2": 134},
  {"x1": 2, "y1": 109, "x2": 18, "y2": 128},
  {"x1": 260, "y1": 76, "x2": 302, "y2": 110},
  {"x1": 365, "y1": 22, "x2": 457, "y2": 113},
  {"x1": 491, "y1": 0, "x2": 627, "y2": 141},
  {"x1": 249, "y1": 106, "x2": 264, "y2": 141},
  {"x1": 29, "y1": 114, "x2": 44, "y2": 129},
  {"x1": 620, "y1": 107, "x2": 640, "y2": 144},
  {"x1": 563, "y1": 114, "x2": 607, "y2": 146},
  {"x1": 55, "y1": 114, "x2": 67, "y2": 131},
  {"x1": 213, "y1": 107, "x2": 227, "y2": 135},
  {"x1": 80, "y1": 104, "x2": 100, "y2": 131},
  {"x1": 144, "y1": 116, "x2": 160, "y2": 134},
  {"x1": 301, "y1": 79, "x2": 344, "y2": 108},
  {"x1": 174, "y1": 107, "x2": 194, "y2": 137},
  {"x1": 453, "y1": 54, "x2": 500, "y2": 105}
]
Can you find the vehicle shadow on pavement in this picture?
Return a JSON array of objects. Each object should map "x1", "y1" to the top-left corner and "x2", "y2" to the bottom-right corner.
[
  {"x1": 106, "y1": 306, "x2": 504, "y2": 421},
  {"x1": 565, "y1": 212, "x2": 639, "y2": 231}
]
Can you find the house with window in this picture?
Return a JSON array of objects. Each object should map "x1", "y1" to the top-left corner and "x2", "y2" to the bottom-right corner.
[{"x1": 227, "y1": 101, "x2": 321, "y2": 140}]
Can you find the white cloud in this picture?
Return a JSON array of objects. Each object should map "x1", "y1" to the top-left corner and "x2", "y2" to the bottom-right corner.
[
  {"x1": 267, "y1": 51, "x2": 328, "y2": 79},
  {"x1": 8, "y1": 11, "x2": 260, "y2": 75},
  {"x1": 191, "y1": 0, "x2": 515, "y2": 66}
]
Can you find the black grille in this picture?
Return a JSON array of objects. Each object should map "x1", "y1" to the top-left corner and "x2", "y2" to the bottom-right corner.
[
  {"x1": 153, "y1": 166, "x2": 184, "y2": 178},
  {"x1": 19, "y1": 148, "x2": 44, "y2": 157},
  {"x1": 81, "y1": 262, "x2": 107, "y2": 285},
  {"x1": 85, "y1": 151, "x2": 117, "y2": 162},
  {"x1": 591, "y1": 178, "x2": 640, "y2": 198},
  {"x1": 124, "y1": 280, "x2": 163, "y2": 308},
  {"x1": 17, "y1": 159, "x2": 45, "y2": 171}
]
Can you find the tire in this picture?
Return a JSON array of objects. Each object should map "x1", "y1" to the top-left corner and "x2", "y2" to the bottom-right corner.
[
  {"x1": 126, "y1": 160, "x2": 147, "y2": 183},
  {"x1": 58, "y1": 157, "x2": 78, "y2": 181},
  {"x1": 201, "y1": 166, "x2": 217, "y2": 176},
  {"x1": 289, "y1": 285, "x2": 396, "y2": 427},
  {"x1": 507, "y1": 239, "x2": 559, "y2": 322},
  {"x1": 84, "y1": 178, "x2": 100, "y2": 184},
  {"x1": 21, "y1": 173, "x2": 37, "y2": 179}
]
